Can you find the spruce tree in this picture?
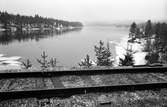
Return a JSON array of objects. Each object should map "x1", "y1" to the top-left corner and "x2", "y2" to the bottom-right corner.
[
  {"x1": 78, "y1": 54, "x2": 92, "y2": 68},
  {"x1": 94, "y1": 40, "x2": 113, "y2": 66},
  {"x1": 129, "y1": 22, "x2": 137, "y2": 38},
  {"x1": 119, "y1": 50, "x2": 134, "y2": 66}
]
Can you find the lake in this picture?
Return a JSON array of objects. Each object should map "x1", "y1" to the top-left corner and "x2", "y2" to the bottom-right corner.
[{"x1": 0, "y1": 26, "x2": 134, "y2": 68}]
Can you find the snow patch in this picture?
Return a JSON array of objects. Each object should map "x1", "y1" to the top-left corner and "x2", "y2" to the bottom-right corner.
[
  {"x1": 110, "y1": 36, "x2": 147, "y2": 66},
  {"x1": 0, "y1": 54, "x2": 22, "y2": 70}
]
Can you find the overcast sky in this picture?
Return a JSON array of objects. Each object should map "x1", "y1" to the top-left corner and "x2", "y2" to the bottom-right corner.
[{"x1": 0, "y1": 0, "x2": 167, "y2": 23}]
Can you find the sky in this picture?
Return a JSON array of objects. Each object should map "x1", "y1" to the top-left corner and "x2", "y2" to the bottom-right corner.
[{"x1": 0, "y1": 0, "x2": 167, "y2": 24}]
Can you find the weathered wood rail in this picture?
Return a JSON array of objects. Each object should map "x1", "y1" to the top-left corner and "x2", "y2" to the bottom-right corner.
[{"x1": 0, "y1": 66, "x2": 167, "y2": 78}]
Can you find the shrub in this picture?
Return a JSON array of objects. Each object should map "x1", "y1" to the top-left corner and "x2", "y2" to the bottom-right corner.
[{"x1": 21, "y1": 59, "x2": 32, "y2": 69}]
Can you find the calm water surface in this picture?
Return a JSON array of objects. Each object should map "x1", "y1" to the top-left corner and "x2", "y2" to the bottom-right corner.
[{"x1": 0, "y1": 26, "x2": 129, "y2": 68}]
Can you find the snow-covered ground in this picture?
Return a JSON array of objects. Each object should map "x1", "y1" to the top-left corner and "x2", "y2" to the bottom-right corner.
[
  {"x1": 110, "y1": 36, "x2": 147, "y2": 66},
  {"x1": 0, "y1": 54, "x2": 22, "y2": 70}
]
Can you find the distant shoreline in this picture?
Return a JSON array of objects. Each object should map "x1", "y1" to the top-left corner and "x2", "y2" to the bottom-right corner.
[{"x1": 0, "y1": 11, "x2": 83, "y2": 33}]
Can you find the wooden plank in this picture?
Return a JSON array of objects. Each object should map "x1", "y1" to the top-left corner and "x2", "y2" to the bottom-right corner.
[{"x1": 0, "y1": 67, "x2": 167, "y2": 78}]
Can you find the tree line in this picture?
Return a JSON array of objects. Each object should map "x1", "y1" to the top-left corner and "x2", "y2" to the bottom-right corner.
[
  {"x1": 129, "y1": 20, "x2": 167, "y2": 64},
  {"x1": 0, "y1": 11, "x2": 83, "y2": 30},
  {"x1": 129, "y1": 20, "x2": 167, "y2": 43}
]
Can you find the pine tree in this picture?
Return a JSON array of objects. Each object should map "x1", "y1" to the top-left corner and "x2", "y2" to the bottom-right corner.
[
  {"x1": 119, "y1": 49, "x2": 134, "y2": 66},
  {"x1": 78, "y1": 54, "x2": 92, "y2": 68},
  {"x1": 37, "y1": 51, "x2": 50, "y2": 70},
  {"x1": 129, "y1": 22, "x2": 137, "y2": 38},
  {"x1": 144, "y1": 20, "x2": 153, "y2": 53},
  {"x1": 94, "y1": 40, "x2": 113, "y2": 66},
  {"x1": 145, "y1": 20, "x2": 152, "y2": 37},
  {"x1": 49, "y1": 58, "x2": 58, "y2": 68},
  {"x1": 145, "y1": 52, "x2": 159, "y2": 64},
  {"x1": 21, "y1": 59, "x2": 32, "y2": 69}
]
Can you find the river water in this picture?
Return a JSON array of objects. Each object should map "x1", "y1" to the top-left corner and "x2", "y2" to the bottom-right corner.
[{"x1": 0, "y1": 26, "x2": 146, "y2": 69}]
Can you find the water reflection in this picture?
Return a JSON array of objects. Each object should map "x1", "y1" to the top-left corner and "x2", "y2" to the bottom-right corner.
[{"x1": 0, "y1": 28, "x2": 82, "y2": 45}]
